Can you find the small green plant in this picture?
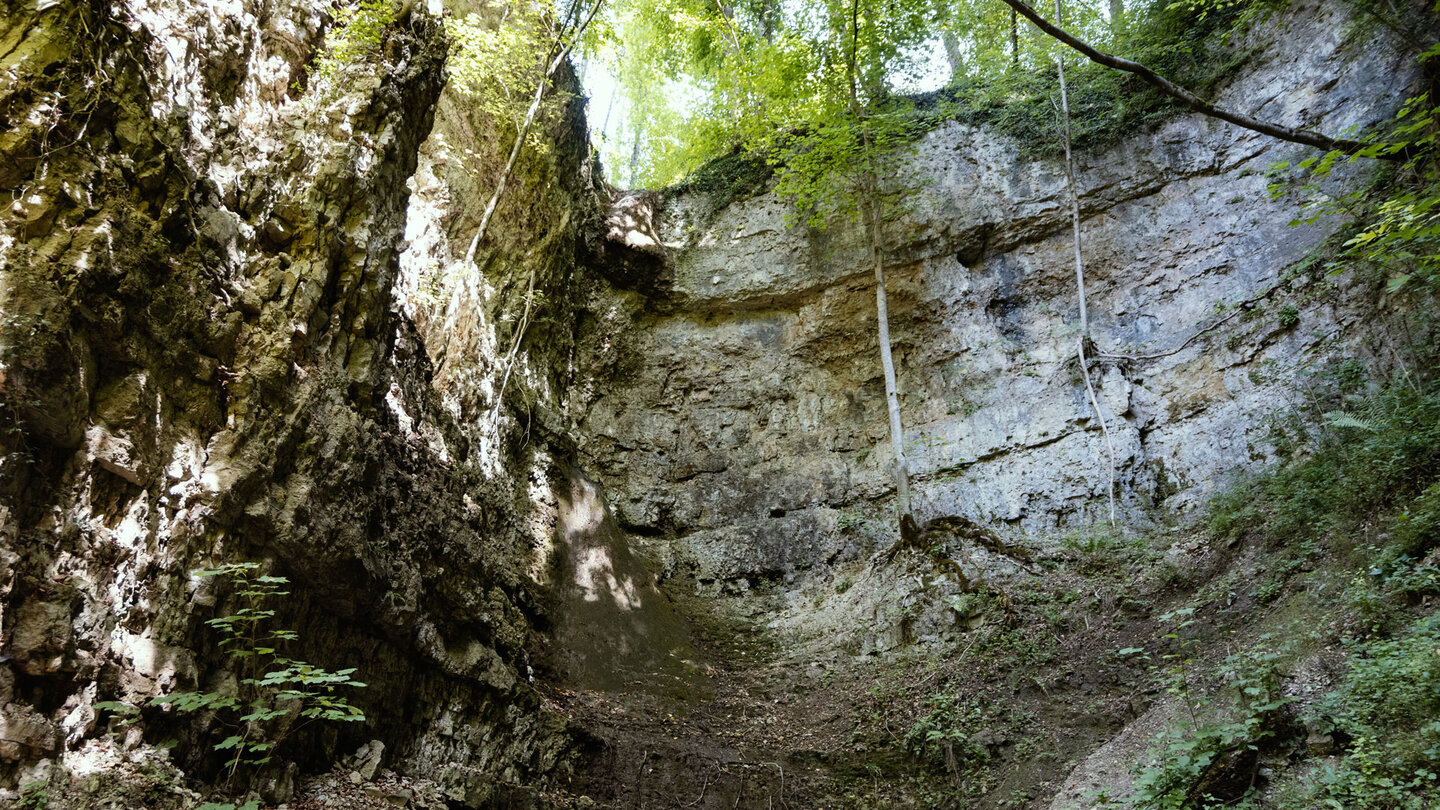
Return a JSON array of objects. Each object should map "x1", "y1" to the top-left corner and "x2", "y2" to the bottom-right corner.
[
  {"x1": 17, "y1": 780, "x2": 47, "y2": 810},
  {"x1": 1127, "y1": 628, "x2": 1294, "y2": 809},
  {"x1": 1285, "y1": 610, "x2": 1440, "y2": 808},
  {"x1": 1208, "y1": 374, "x2": 1440, "y2": 553},
  {"x1": 1277, "y1": 304, "x2": 1300, "y2": 329},
  {"x1": 903, "y1": 692, "x2": 985, "y2": 768},
  {"x1": 100, "y1": 563, "x2": 365, "y2": 793}
]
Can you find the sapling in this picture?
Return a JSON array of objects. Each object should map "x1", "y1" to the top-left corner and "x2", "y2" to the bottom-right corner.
[{"x1": 98, "y1": 563, "x2": 366, "y2": 799}]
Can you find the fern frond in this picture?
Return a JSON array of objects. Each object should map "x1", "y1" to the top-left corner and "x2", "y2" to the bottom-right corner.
[{"x1": 1324, "y1": 411, "x2": 1381, "y2": 432}]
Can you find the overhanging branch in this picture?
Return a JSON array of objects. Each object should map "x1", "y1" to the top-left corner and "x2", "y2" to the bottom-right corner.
[{"x1": 996, "y1": 0, "x2": 1402, "y2": 160}]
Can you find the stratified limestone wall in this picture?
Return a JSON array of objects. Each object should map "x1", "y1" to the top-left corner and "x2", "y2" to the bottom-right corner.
[
  {"x1": 1, "y1": 0, "x2": 1434, "y2": 804},
  {"x1": 575, "y1": 0, "x2": 1432, "y2": 594},
  {"x1": 0, "y1": 0, "x2": 596, "y2": 802}
]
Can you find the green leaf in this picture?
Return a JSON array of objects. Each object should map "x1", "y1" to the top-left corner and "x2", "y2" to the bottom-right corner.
[
  {"x1": 214, "y1": 735, "x2": 246, "y2": 751},
  {"x1": 94, "y1": 700, "x2": 140, "y2": 715}
]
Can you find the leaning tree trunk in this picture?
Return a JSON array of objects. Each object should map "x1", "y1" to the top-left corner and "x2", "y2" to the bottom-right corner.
[{"x1": 998, "y1": 0, "x2": 1400, "y2": 159}]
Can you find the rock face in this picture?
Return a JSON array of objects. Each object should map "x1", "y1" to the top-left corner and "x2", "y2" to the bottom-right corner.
[
  {"x1": 0, "y1": 0, "x2": 1431, "y2": 805},
  {"x1": 0, "y1": 0, "x2": 595, "y2": 801},
  {"x1": 575, "y1": 0, "x2": 1426, "y2": 592}
]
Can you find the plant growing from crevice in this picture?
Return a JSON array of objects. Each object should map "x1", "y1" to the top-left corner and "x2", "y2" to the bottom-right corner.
[
  {"x1": 310, "y1": 0, "x2": 400, "y2": 83},
  {"x1": 98, "y1": 563, "x2": 365, "y2": 803}
]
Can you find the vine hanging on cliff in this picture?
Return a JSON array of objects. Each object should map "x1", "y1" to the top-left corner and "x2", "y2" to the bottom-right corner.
[{"x1": 1053, "y1": 0, "x2": 1118, "y2": 525}]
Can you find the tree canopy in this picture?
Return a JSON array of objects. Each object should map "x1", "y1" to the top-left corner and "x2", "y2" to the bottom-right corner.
[{"x1": 584, "y1": 0, "x2": 1261, "y2": 189}]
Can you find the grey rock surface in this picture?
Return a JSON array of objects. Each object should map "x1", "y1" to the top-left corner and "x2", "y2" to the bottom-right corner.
[{"x1": 576, "y1": 0, "x2": 1424, "y2": 592}]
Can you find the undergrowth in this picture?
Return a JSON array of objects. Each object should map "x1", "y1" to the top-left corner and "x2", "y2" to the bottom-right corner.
[
  {"x1": 1208, "y1": 372, "x2": 1440, "y2": 558},
  {"x1": 1125, "y1": 368, "x2": 1440, "y2": 809}
]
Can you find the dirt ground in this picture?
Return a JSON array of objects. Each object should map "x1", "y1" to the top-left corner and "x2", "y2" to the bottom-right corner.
[{"x1": 543, "y1": 524, "x2": 1256, "y2": 810}]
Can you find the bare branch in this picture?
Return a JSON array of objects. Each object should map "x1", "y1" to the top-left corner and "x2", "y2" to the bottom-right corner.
[{"x1": 996, "y1": 0, "x2": 1402, "y2": 160}]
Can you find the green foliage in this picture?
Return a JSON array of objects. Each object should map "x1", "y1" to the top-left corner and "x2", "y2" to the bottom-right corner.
[
  {"x1": 99, "y1": 563, "x2": 365, "y2": 791},
  {"x1": 923, "y1": 0, "x2": 1262, "y2": 158},
  {"x1": 1127, "y1": 629, "x2": 1294, "y2": 809},
  {"x1": 1208, "y1": 374, "x2": 1440, "y2": 553},
  {"x1": 446, "y1": 6, "x2": 576, "y2": 159},
  {"x1": 1192, "y1": 369, "x2": 1440, "y2": 806},
  {"x1": 1274, "y1": 89, "x2": 1440, "y2": 292},
  {"x1": 1276, "y1": 304, "x2": 1299, "y2": 329},
  {"x1": 598, "y1": 0, "x2": 1272, "y2": 186},
  {"x1": 594, "y1": 0, "x2": 936, "y2": 187},
  {"x1": 769, "y1": 100, "x2": 922, "y2": 229},
  {"x1": 17, "y1": 781, "x2": 48, "y2": 810},
  {"x1": 1287, "y1": 611, "x2": 1440, "y2": 808},
  {"x1": 311, "y1": 0, "x2": 399, "y2": 82},
  {"x1": 902, "y1": 693, "x2": 988, "y2": 769},
  {"x1": 664, "y1": 147, "x2": 774, "y2": 207}
]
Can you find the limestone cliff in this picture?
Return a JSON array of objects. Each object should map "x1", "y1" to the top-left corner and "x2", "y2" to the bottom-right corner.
[
  {"x1": 0, "y1": 0, "x2": 1433, "y2": 807},
  {"x1": 0, "y1": 0, "x2": 594, "y2": 803},
  {"x1": 577, "y1": 0, "x2": 1424, "y2": 593}
]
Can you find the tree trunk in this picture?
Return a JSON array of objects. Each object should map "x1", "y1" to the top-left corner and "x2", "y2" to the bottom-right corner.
[
  {"x1": 1010, "y1": 9, "x2": 1020, "y2": 67},
  {"x1": 870, "y1": 214, "x2": 913, "y2": 523},
  {"x1": 1108, "y1": 0, "x2": 1125, "y2": 40},
  {"x1": 847, "y1": 0, "x2": 913, "y2": 529},
  {"x1": 628, "y1": 124, "x2": 643, "y2": 184},
  {"x1": 758, "y1": 0, "x2": 780, "y2": 42},
  {"x1": 1055, "y1": 0, "x2": 1117, "y2": 524},
  {"x1": 942, "y1": 29, "x2": 964, "y2": 79}
]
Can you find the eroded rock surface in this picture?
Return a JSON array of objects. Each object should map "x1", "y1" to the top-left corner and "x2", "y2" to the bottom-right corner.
[
  {"x1": 0, "y1": 0, "x2": 1433, "y2": 806},
  {"x1": 576, "y1": 0, "x2": 1425, "y2": 593},
  {"x1": 0, "y1": 0, "x2": 591, "y2": 801}
]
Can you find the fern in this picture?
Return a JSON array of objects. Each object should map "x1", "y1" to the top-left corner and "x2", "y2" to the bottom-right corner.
[{"x1": 1323, "y1": 410, "x2": 1381, "y2": 432}]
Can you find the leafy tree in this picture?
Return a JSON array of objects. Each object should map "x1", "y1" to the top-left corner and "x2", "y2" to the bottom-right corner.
[{"x1": 311, "y1": 0, "x2": 400, "y2": 83}]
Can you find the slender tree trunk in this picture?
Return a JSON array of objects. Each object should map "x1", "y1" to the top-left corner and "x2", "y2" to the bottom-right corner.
[
  {"x1": 847, "y1": 0, "x2": 913, "y2": 530},
  {"x1": 628, "y1": 123, "x2": 643, "y2": 183},
  {"x1": 1055, "y1": 58, "x2": 1086, "y2": 336},
  {"x1": 758, "y1": 0, "x2": 779, "y2": 42},
  {"x1": 600, "y1": 89, "x2": 616, "y2": 139},
  {"x1": 1108, "y1": 0, "x2": 1125, "y2": 40},
  {"x1": 1055, "y1": 0, "x2": 1117, "y2": 524},
  {"x1": 1078, "y1": 336, "x2": 1118, "y2": 525},
  {"x1": 1010, "y1": 9, "x2": 1020, "y2": 67},
  {"x1": 488, "y1": 266, "x2": 538, "y2": 428},
  {"x1": 465, "y1": 0, "x2": 607, "y2": 266},
  {"x1": 997, "y1": 0, "x2": 1401, "y2": 159},
  {"x1": 942, "y1": 29, "x2": 963, "y2": 79},
  {"x1": 870, "y1": 212, "x2": 913, "y2": 523}
]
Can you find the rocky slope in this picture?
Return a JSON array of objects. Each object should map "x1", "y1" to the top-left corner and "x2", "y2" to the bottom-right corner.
[{"x1": 0, "y1": 0, "x2": 1433, "y2": 807}]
